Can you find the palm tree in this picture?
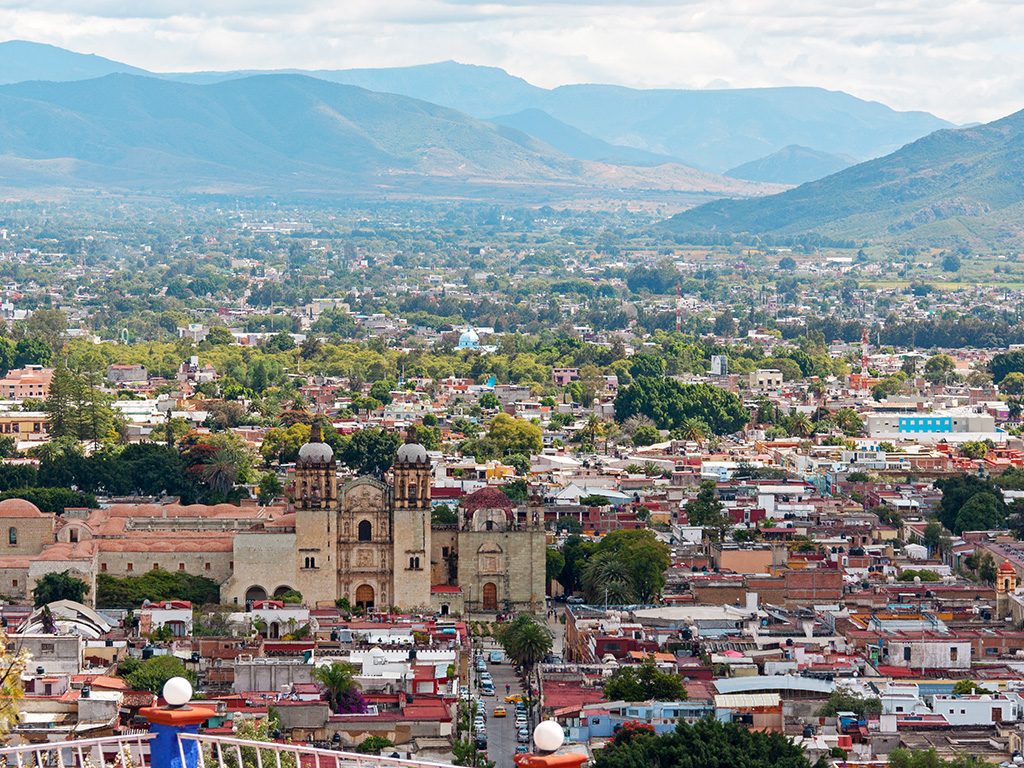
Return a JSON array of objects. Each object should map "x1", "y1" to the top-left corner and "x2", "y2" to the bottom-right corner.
[
  {"x1": 678, "y1": 417, "x2": 708, "y2": 443},
  {"x1": 581, "y1": 415, "x2": 604, "y2": 447},
  {"x1": 789, "y1": 412, "x2": 811, "y2": 438},
  {"x1": 312, "y1": 662, "x2": 358, "y2": 712},
  {"x1": 202, "y1": 446, "x2": 242, "y2": 495},
  {"x1": 499, "y1": 616, "x2": 552, "y2": 678}
]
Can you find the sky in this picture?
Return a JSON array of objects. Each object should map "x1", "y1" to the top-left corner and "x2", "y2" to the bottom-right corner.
[{"x1": 2, "y1": 0, "x2": 1023, "y2": 124}]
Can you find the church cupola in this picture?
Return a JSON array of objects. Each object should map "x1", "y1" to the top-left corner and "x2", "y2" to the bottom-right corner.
[
  {"x1": 393, "y1": 426, "x2": 430, "y2": 510},
  {"x1": 294, "y1": 420, "x2": 338, "y2": 510}
]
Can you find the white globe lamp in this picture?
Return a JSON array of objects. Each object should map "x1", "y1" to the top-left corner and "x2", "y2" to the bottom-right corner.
[
  {"x1": 163, "y1": 676, "x2": 193, "y2": 708},
  {"x1": 533, "y1": 720, "x2": 565, "y2": 753}
]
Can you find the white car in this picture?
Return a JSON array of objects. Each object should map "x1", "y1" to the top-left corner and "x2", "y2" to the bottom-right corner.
[{"x1": 517, "y1": 727, "x2": 530, "y2": 743}]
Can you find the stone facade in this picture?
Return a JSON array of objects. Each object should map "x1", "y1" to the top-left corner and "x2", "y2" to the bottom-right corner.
[{"x1": 227, "y1": 430, "x2": 547, "y2": 616}]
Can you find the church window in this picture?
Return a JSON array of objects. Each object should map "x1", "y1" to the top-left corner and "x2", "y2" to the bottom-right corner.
[
  {"x1": 442, "y1": 547, "x2": 450, "y2": 557},
  {"x1": 485, "y1": 520, "x2": 494, "y2": 531},
  {"x1": 409, "y1": 556, "x2": 421, "y2": 570},
  {"x1": 69, "y1": 528, "x2": 78, "y2": 543},
  {"x1": 408, "y1": 482, "x2": 417, "y2": 501},
  {"x1": 304, "y1": 556, "x2": 316, "y2": 569},
  {"x1": 7, "y1": 527, "x2": 15, "y2": 545},
  {"x1": 358, "y1": 520, "x2": 372, "y2": 541}
]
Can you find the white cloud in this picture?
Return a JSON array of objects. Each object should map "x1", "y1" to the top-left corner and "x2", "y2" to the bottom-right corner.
[{"x1": 0, "y1": 0, "x2": 1022, "y2": 123}]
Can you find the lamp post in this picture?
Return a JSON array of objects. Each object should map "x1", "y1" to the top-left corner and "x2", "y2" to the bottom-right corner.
[{"x1": 140, "y1": 677, "x2": 208, "y2": 768}]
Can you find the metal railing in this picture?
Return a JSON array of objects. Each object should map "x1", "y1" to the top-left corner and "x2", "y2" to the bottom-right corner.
[
  {"x1": 179, "y1": 734, "x2": 456, "y2": 768},
  {"x1": 0, "y1": 733, "x2": 155, "y2": 768}
]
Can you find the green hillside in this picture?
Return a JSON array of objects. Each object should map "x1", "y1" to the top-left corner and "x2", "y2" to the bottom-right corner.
[{"x1": 664, "y1": 109, "x2": 1024, "y2": 246}]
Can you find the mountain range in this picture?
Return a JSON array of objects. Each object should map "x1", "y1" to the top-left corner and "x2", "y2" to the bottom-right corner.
[
  {"x1": 664, "y1": 109, "x2": 1024, "y2": 245},
  {"x1": 0, "y1": 72, "x2": 782, "y2": 199},
  {"x1": 0, "y1": 40, "x2": 955, "y2": 181}
]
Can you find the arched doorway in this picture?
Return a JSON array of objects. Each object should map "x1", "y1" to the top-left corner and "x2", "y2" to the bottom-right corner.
[
  {"x1": 273, "y1": 585, "x2": 293, "y2": 598},
  {"x1": 440, "y1": 603, "x2": 449, "y2": 616},
  {"x1": 482, "y1": 582, "x2": 498, "y2": 611},
  {"x1": 355, "y1": 584, "x2": 375, "y2": 610},
  {"x1": 245, "y1": 585, "x2": 267, "y2": 605}
]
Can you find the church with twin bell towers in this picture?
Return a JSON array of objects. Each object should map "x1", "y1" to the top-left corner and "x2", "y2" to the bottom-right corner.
[{"x1": 224, "y1": 424, "x2": 545, "y2": 615}]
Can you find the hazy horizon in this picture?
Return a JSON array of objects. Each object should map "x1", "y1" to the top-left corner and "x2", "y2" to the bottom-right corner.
[{"x1": 1, "y1": 1, "x2": 1022, "y2": 125}]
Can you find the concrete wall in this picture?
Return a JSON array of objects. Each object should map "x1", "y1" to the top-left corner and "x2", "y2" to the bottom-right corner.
[{"x1": 233, "y1": 660, "x2": 313, "y2": 694}]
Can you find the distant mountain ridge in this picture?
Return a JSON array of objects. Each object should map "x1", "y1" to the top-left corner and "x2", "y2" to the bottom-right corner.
[
  {"x1": 663, "y1": 109, "x2": 1024, "y2": 246},
  {"x1": 726, "y1": 145, "x2": 857, "y2": 185},
  {"x1": 0, "y1": 72, "x2": 781, "y2": 199},
  {"x1": 0, "y1": 40, "x2": 957, "y2": 182}
]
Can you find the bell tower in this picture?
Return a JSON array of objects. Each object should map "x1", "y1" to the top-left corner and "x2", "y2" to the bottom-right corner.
[
  {"x1": 391, "y1": 427, "x2": 432, "y2": 609},
  {"x1": 996, "y1": 558, "x2": 1017, "y2": 620},
  {"x1": 293, "y1": 421, "x2": 339, "y2": 603}
]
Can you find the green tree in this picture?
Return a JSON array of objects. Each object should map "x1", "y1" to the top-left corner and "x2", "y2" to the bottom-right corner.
[
  {"x1": 496, "y1": 614, "x2": 552, "y2": 677},
  {"x1": 487, "y1": 413, "x2": 542, "y2": 455},
  {"x1": 553, "y1": 515, "x2": 584, "y2": 535},
  {"x1": 356, "y1": 736, "x2": 395, "y2": 754},
  {"x1": 33, "y1": 570, "x2": 88, "y2": 606},
  {"x1": 935, "y1": 475, "x2": 1005, "y2": 533},
  {"x1": 603, "y1": 656, "x2": 687, "y2": 702},
  {"x1": 312, "y1": 662, "x2": 361, "y2": 712},
  {"x1": 614, "y1": 378, "x2": 749, "y2": 435},
  {"x1": 633, "y1": 424, "x2": 661, "y2": 446},
  {"x1": 951, "y1": 680, "x2": 992, "y2": 695},
  {"x1": 960, "y1": 440, "x2": 989, "y2": 459},
  {"x1": 1001, "y1": 371, "x2": 1024, "y2": 395},
  {"x1": 0, "y1": 627, "x2": 30, "y2": 737},
  {"x1": 44, "y1": 362, "x2": 82, "y2": 439},
  {"x1": 546, "y1": 548, "x2": 565, "y2": 585},
  {"x1": 205, "y1": 327, "x2": 234, "y2": 346},
  {"x1": 954, "y1": 492, "x2": 1004, "y2": 534},
  {"x1": 14, "y1": 338, "x2": 52, "y2": 368},
  {"x1": 816, "y1": 687, "x2": 882, "y2": 718},
  {"x1": 124, "y1": 654, "x2": 196, "y2": 693},
  {"x1": 595, "y1": 718, "x2": 822, "y2": 768},
  {"x1": 924, "y1": 354, "x2": 957, "y2": 383},
  {"x1": 685, "y1": 480, "x2": 731, "y2": 541},
  {"x1": 941, "y1": 253, "x2": 962, "y2": 272},
  {"x1": 257, "y1": 471, "x2": 283, "y2": 504},
  {"x1": 431, "y1": 504, "x2": 458, "y2": 525},
  {"x1": 992, "y1": 350, "x2": 1024, "y2": 385},
  {"x1": 922, "y1": 519, "x2": 945, "y2": 551},
  {"x1": 337, "y1": 428, "x2": 403, "y2": 476}
]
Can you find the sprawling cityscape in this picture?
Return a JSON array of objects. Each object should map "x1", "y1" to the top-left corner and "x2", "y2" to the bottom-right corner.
[{"x1": 2, "y1": 9, "x2": 1024, "y2": 768}]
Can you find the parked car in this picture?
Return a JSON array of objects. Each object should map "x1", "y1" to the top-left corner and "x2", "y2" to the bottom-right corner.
[
  {"x1": 515, "y1": 747, "x2": 529, "y2": 755},
  {"x1": 474, "y1": 735, "x2": 487, "y2": 750},
  {"x1": 567, "y1": 596, "x2": 584, "y2": 604},
  {"x1": 517, "y1": 727, "x2": 530, "y2": 743}
]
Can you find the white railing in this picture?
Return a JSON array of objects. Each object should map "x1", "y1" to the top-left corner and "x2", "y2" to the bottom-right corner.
[
  {"x1": 0, "y1": 733, "x2": 155, "y2": 768},
  {"x1": 179, "y1": 734, "x2": 457, "y2": 768}
]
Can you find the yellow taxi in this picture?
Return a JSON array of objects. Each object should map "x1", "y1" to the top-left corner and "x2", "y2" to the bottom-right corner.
[
  {"x1": 504, "y1": 694, "x2": 523, "y2": 703},
  {"x1": 493, "y1": 706, "x2": 506, "y2": 717}
]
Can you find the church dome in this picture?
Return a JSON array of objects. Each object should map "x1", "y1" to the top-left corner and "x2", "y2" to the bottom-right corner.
[
  {"x1": 396, "y1": 442, "x2": 428, "y2": 465},
  {"x1": 458, "y1": 327, "x2": 480, "y2": 349},
  {"x1": 298, "y1": 441, "x2": 333, "y2": 464},
  {"x1": 297, "y1": 422, "x2": 334, "y2": 465}
]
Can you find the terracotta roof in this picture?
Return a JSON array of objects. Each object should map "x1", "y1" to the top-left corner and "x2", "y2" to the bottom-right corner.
[{"x1": 0, "y1": 498, "x2": 45, "y2": 518}]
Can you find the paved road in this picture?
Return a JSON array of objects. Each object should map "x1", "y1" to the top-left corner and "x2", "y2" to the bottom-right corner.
[{"x1": 471, "y1": 650, "x2": 531, "y2": 768}]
